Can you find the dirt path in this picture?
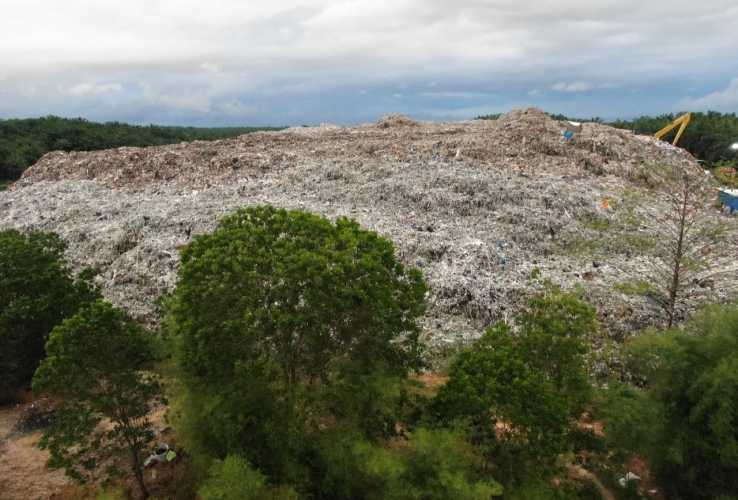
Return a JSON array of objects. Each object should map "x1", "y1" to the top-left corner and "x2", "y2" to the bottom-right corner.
[
  {"x1": 0, "y1": 406, "x2": 70, "y2": 500},
  {"x1": 568, "y1": 464, "x2": 616, "y2": 500}
]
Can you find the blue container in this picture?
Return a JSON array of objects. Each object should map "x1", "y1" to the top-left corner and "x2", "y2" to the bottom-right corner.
[{"x1": 718, "y1": 190, "x2": 738, "y2": 214}]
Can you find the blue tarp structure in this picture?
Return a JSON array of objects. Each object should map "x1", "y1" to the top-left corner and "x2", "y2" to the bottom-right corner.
[{"x1": 719, "y1": 190, "x2": 738, "y2": 214}]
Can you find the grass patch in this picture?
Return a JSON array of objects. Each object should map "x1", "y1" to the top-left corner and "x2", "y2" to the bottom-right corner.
[
  {"x1": 580, "y1": 215, "x2": 614, "y2": 232},
  {"x1": 614, "y1": 280, "x2": 653, "y2": 296},
  {"x1": 713, "y1": 164, "x2": 738, "y2": 188}
]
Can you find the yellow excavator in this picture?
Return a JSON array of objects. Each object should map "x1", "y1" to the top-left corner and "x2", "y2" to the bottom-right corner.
[{"x1": 654, "y1": 112, "x2": 691, "y2": 146}]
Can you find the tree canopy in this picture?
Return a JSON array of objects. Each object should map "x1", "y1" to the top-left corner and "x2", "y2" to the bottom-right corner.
[
  {"x1": 0, "y1": 229, "x2": 97, "y2": 401},
  {"x1": 168, "y1": 205, "x2": 427, "y2": 484},
  {"x1": 603, "y1": 304, "x2": 738, "y2": 500},
  {"x1": 33, "y1": 300, "x2": 164, "y2": 497}
]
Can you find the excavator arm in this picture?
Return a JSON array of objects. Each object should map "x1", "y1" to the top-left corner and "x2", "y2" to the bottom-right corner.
[{"x1": 654, "y1": 112, "x2": 691, "y2": 146}]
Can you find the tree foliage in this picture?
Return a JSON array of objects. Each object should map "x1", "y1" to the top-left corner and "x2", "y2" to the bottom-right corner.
[
  {"x1": 199, "y1": 455, "x2": 298, "y2": 500},
  {"x1": 32, "y1": 301, "x2": 164, "y2": 498},
  {"x1": 432, "y1": 286, "x2": 598, "y2": 480},
  {"x1": 0, "y1": 229, "x2": 97, "y2": 401},
  {"x1": 610, "y1": 111, "x2": 738, "y2": 167},
  {"x1": 603, "y1": 304, "x2": 738, "y2": 499},
  {"x1": 316, "y1": 427, "x2": 503, "y2": 500},
  {"x1": 628, "y1": 164, "x2": 730, "y2": 327},
  {"x1": 168, "y1": 205, "x2": 427, "y2": 484},
  {"x1": 0, "y1": 116, "x2": 281, "y2": 181}
]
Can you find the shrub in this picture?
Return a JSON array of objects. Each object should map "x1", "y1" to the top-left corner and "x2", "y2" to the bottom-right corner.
[
  {"x1": 32, "y1": 301, "x2": 164, "y2": 498},
  {"x1": 603, "y1": 304, "x2": 738, "y2": 499},
  {"x1": 167, "y1": 206, "x2": 427, "y2": 484},
  {"x1": 432, "y1": 324, "x2": 570, "y2": 477},
  {"x1": 517, "y1": 285, "x2": 597, "y2": 414},
  {"x1": 199, "y1": 455, "x2": 297, "y2": 500},
  {"x1": 432, "y1": 286, "x2": 597, "y2": 480},
  {"x1": 0, "y1": 229, "x2": 97, "y2": 401},
  {"x1": 316, "y1": 428, "x2": 502, "y2": 500}
]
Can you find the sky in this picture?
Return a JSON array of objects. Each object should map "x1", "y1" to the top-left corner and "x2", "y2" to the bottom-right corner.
[{"x1": 1, "y1": 0, "x2": 738, "y2": 126}]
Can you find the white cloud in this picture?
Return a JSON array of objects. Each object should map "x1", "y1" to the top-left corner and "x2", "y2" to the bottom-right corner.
[
  {"x1": 65, "y1": 82, "x2": 122, "y2": 97},
  {"x1": 140, "y1": 83, "x2": 211, "y2": 113},
  {"x1": 551, "y1": 81, "x2": 593, "y2": 93},
  {"x1": 679, "y1": 77, "x2": 738, "y2": 111},
  {"x1": 0, "y1": 0, "x2": 736, "y2": 122},
  {"x1": 200, "y1": 62, "x2": 222, "y2": 74},
  {"x1": 419, "y1": 91, "x2": 490, "y2": 99}
]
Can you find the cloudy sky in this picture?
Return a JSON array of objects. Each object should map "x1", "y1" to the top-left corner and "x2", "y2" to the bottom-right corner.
[{"x1": 2, "y1": 0, "x2": 737, "y2": 126}]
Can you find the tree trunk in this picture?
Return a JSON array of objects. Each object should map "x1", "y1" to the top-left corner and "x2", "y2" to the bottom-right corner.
[
  {"x1": 666, "y1": 184, "x2": 689, "y2": 328},
  {"x1": 131, "y1": 447, "x2": 149, "y2": 499}
]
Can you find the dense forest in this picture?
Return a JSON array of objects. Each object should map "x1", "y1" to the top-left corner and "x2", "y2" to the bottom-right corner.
[
  {"x1": 479, "y1": 111, "x2": 738, "y2": 168},
  {"x1": 0, "y1": 116, "x2": 282, "y2": 181}
]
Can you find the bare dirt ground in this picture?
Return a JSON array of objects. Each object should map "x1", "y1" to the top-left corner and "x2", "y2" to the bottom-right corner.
[
  {"x1": 0, "y1": 405, "x2": 70, "y2": 500},
  {"x1": 1, "y1": 109, "x2": 736, "y2": 364}
]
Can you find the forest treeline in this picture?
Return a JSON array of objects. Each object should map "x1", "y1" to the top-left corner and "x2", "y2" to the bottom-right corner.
[
  {"x1": 0, "y1": 116, "x2": 282, "y2": 181},
  {"x1": 480, "y1": 111, "x2": 738, "y2": 168}
]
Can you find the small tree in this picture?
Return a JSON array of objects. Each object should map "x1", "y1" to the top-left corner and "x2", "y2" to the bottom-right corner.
[
  {"x1": 0, "y1": 229, "x2": 97, "y2": 401},
  {"x1": 168, "y1": 206, "x2": 427, "y2": 482},
  {"x1": 603, "y1": 304, "x2": 738, "y2": 499},
  {"x1": 432, "y1": 323, "x2": 570, "y2": 477},
  {"x1": 33, "y1": 301, "x2": 163, "y2": 498},
  {"x1": 517, "y1": 284, "x2": 598, "y2": 414},
  {"x1": 199, "y1": 455, "x2": 298, "y2": 500},
  {"x1": 432, "y1": 287, "x2": 597, "y2": 479},
  {"x1": 316, "y1": 428, "x2": 503, "y2": 500},
  {"x1": 636, "y1": 165, "x2": 734, "y2": 327}
]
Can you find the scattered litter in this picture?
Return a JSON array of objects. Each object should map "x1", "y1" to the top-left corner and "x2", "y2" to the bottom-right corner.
[
  {"x1": 618, "y1": 471, "x2": 641, "y2": 487},
  {"x1": 2, "y1": 108, "x2": 735, "y2": 361},
  {"x1": 143, "y1": 443, "x2": 177, "y2": 467}
]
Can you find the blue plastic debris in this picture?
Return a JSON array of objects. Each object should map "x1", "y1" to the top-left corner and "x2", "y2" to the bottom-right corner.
[
  {"x1": 563, "y1": 130, "x2": 574, "y2": 141},
  {"x1": 718, "y1": 190, "x2": 738, "y2": 214}
]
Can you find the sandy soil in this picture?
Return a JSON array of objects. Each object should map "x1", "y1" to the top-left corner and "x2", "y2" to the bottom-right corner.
[{"x1": 0, "y1": 406, "x2": 70, "y2": 500}]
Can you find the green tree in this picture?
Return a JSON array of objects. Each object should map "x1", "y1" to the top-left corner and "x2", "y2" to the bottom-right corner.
[
  {"x1": 168, "y1": 206, "x2": 427, "y2": 484},
  {"x1": 603, "y1": 304, "x2": 738, "y2": 499},
  {"x1": 32, "y1": 301, "x2": 164, "y2": 498},
  {"x1": 432, "y1": 287, "x2": 597, "y2": 481},
  {"x1": 432, "y1": 324, "x2": 570, "y2": 478},
  {"x1": 517, "y1": 285, "x2": 598, "y2": 413},
  {"x1": 199, "y1": 455, "x2": 298, "y2": 500},
  {"x1": 316, "y1": 428, "x2": 502, "y2": 500},
  {"x1": 621, "y1": 163, "x2": 731, "y2": 328},
  {"x1": 0, "y1": 229, "x2": 97, "y2": 401}
]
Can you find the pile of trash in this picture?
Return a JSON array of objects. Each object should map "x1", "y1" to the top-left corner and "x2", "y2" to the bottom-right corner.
[{"x1": 1, "y1": 108, "x2": 733, "y2": 363}]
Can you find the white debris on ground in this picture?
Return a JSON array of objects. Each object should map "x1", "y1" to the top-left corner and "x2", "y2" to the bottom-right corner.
[{"x1": 1, "y1": 108, "x2": 735, "y2": 363}]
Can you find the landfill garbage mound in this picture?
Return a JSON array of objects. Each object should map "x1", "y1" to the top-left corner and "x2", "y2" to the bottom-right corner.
[{"x1": 1, "y1": 108, "x2": 732, "y2": 364}]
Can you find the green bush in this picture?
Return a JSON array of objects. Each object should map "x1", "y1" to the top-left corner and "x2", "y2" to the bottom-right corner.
[
  {"x1": 167, "y1": 206, "x2": 427, "y2": 484},
  {"x1": 316, "y1": 428, "x2": 502, "y2": 500},
  {"x1": 603, "y1": 304, "x2": 738, "y2": 499},
  {"x1": 518, "y1": 285, "x2": 597, "y2": 414},
  {"x1": 32, "y1": 301, "x2": 164, "y2": 497},
  {"x1": 432, "y1": 286, "x2": 597, "y2": 480},
  {"x1": 0, "y1": 229, "x2": 97, "y2": 401},
  {"x1": 199, "y1": 455, "x2": 297, "y2": 500},
  {"x1": 432, "y1": 324, "x2": 569, "y2": 477}
]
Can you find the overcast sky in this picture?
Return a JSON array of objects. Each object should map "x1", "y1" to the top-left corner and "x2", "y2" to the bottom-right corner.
[{"x1": 2, "y1": 0, "x2": 737, "y2": 126}]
